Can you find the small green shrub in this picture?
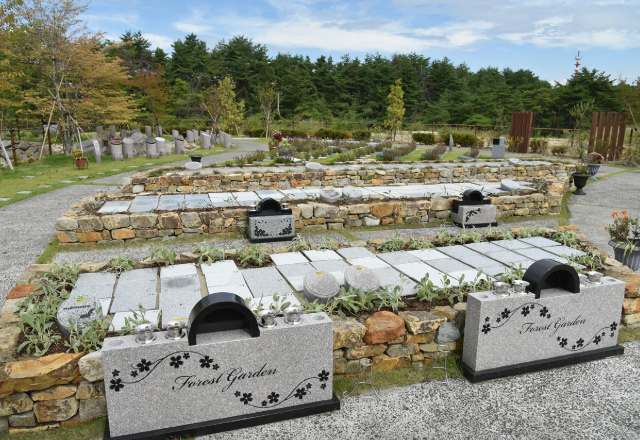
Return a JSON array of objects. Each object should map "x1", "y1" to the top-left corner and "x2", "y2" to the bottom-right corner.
[
  {"x1": 376, "y1": 231, "x2": 405, "y2": 252},
  {"x1": 351, "y1": 130, "x2": 371, "y2": 141},
  {"x1": 317, "y1": 237, "x2": 339, "y2": 250},
  {"x1": 146, "y1": 237, "x2": 178, "y2": 266},
  {"x1": 193, "y1": 242, "x2": 225, "y2": 265},
  {"x1": 288, "y1": 235, "x2": 312, "y2": 252},
  {"x1": 412, "y1": 132, "x2": 436, "y2": 144},
  {"x1": 119, "y1": 305, "x2": 160, "y2": 336},
  {"x1": 529, "y1": 137, "x2": 549, "y2": 155},
  {"x1": 64, "y1": 311, "x2": 110, "y2": 353},
  {"x1": 107, "y1": 253, "x2": 134, "y2": 275},
  {"x1": 237, "y1": 244, "x2": 269, "y2": 267}
]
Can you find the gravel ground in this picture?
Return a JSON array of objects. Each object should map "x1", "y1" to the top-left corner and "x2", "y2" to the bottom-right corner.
[
  {"x1": 200, "y1": 339, "x2": 640, "y2": 440},
  {"x1": 0, "y1": 184, "x2": 121, "y2": 304}
]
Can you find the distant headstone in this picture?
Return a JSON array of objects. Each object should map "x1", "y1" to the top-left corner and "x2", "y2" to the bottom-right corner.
[
  {"x1": 303, "y1": 271, "x2": 340, "y2": 304},
  {"x1": 146, "y1": 138, "x2": 159, "y2": 159},
  {"x1": 110, "y1": 139, "x2": 123, "y2": 161},
  {"x1": 96, "y1": 126, "x2": 104, "y2": 135},
  {"x1": 186, "y1": 130, "x2": 195, "y2": 143},
  {"x1": 92, "y1": 138, "x2": 102, "y2": 163},
  {"x1": 174, "y1": 136, "x2": 185, "y2": 154},
  {"x1": 145, "y1": 126, "x2": 152, "y2": 137},
  {"x1": 451, "y1": 189, "x2": 497, "y2": 228},
  {"x1": 319, "y1": 187, "x2": 340, "y2": 203},
  {"x1": 122, "y1": 138, "x2": 135, "y2": 158},
  {"x1": 306, "y1": 162, "x2": 323, "y2": 171},
  {"x1": 56, "y1": 293, "x2": 102, "y2": 338},
  {"x1": 156, "y1": 125, "x2": 162, "y2": 136},
  {"x1": 223, "y1": 132, "x2": 232, "y2": 148},
  {"x1": 449, "y1": 134, "x2": 454, "y2": 152},
  {"x1": 247, "y1": 198, "x2": 295, "y2": 243},
  {"x1": 128, "y1": 132, "x2": 146, "y2": 155},
  {"x1": 185, "y1": 162, "x2": 202, "y2": 171},
  {"x1": 155, "y1": 137, "x2": 168, "y2": 156},
  {"x1": 172, "y1": 129, "x2": 179, "y2": 138},
  {"x1": 201, "y1": 133, "x2": 211, "y2": 149},
  {"x1": 344, "y1": 266, "x2": 380, "y2": 292},
  {"x1": 109, "y1": 125, "x2": 116, "y2": 137},
  {"x1": 342, "y1": 186, "x2": 363, "y2": 201},
  {"x1": 492, "y1": 136, "x2": 506, "y2": 159}
]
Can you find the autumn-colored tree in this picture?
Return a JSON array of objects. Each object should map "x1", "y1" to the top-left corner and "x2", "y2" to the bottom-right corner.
[
  {"x1": 385, "y1": 78, "x2": 405, "y2": 140},
  {"x1": 127, "y1": 65, "x2": 171, "y2": 121},
  {"x1": 255, "y1": 81, "x2": 278, "y2": 138}
]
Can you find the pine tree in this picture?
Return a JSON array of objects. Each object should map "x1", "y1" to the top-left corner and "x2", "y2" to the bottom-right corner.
[{"x1": 385, "y1": 78, "x2": 405, "y2": 140}]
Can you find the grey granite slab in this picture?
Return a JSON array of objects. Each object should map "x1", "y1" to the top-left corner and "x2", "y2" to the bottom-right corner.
[
  {"x1": 159, "y1": 275, "x2": 203, "y2": 323},
  {"x1": 109, "y1": 310, "x2": 160, "y2": 332},
  {"x1": 200, "y1": 260, "x2": 239, "y2": 275},
  {"x1": 204, "y1": 270, "x2": 245, "y2": 288},
  {"x1": 242, "y1": 267, "x2": 293, "y2": 297},
  {"x1": 478, "y1": 266, "x2": 510, "y2": 279},
  {"x1": 72, "y1": 272, "x2": 117, "y2": 300},
  {"x1": 232, "y1": 191, "x2": 260, "y2": 206},
  {"x1": 376, "y1": 266, "x2": 418, "y2": 296},
  {"x1": 514, "y1": 247, "x2": 569, "y2": 263},
  {"x1": 462, "y1": 277, "x2": 625, "y2": 373},
  {"x1": 302, "y1": 250, "x2": 343, "y2": 262},
  {"x1": 157, "y1": 195, "x2": 185, "y2": 210},
  {"x1": 543, "y1": 246, "x2": 586, "y2": 258},
  {"x1": 424, "y1": 258, "x2": 473, "y2": 274},
  {"x1": 270, "y1": 252, "x2": 309, "y2": 265},
  {"x1": 279, "y1": 189, "x2": 309, "y2": 200},
  {"x1": 492, "y1": 239, "x2": 534, "y2": 250},
  {"x1": 207, "y1": 284, "x2": 253, "y2": 302},
  {"x1": 378, "y1": 251, "x2": 421, "y2": 265},
  {"x1": 256, "y1": 190, "x2": 285, "y2": 200},
  {"x1": 463, "y1": 242, "x2": 505, "y2": 254},
  {"x1": 311, "y1": 260, "x2": 351, "y2": 285},
  {"x1": 336, "y1": 247, "x2": 376, "y2": 260},
  {"x1": 128, "y1": 195, "x2": 159, "y2": 212},
  {"x1": 184, "y1": 194, "x2": 213, "y2": 209},
  {"x1": 276, "y1": 263, "x2": 314, "y2": 292},
  {"x1": 101, "y1": 313, "x2": 333, "y2": 438},
  {"x1": 98, "y1": 201, "x2": 132, "y2": 214},
  {"x1": 160, "y1": 264, "x2": 197, "y2": 279},
  {"x1": 347, "y1": 257, "x2": 390, "y2": 269},
  {"x1": 485, "y1": 250, "x2": 535, "y2": 266},
  {"x1": 519, "y1": 237, "x2": 561, "y2": 247},
  {"x1": 207, "y1": 192, "x2": 239, "y2": 207},
  {"x1": 110, "y1": 268, "x2": 158, "y2": 313},
  {"x1": 407, "y1": 249, "x2": 449, "y2": 261}
]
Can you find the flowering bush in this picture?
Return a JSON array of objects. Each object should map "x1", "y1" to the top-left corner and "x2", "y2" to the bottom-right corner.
[
  {"x1": 606, "y1": 211, "x2": 640, "y2": 243},
  {"x1": 574, "y1": 163, "x2": 589, "y2": 175},
  {"x1": 273, "y1": 132, "x2": 283, "y2": 142},
  {"x1": 585, "y1": 152, "x2": 604, "y2": 164}
]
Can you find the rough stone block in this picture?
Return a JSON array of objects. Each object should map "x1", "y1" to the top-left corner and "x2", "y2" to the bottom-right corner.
[
  {"x1": 398, "y1": 311, "x2": 447, "y2": 335},
  {"x1": 0, "y1": 393, "x2": 32, "y2": 416},
  {"x1": 78, "y1": 351, "x2": 103, "y2": 382},
  {"x1": 78, "y1": 397, "x2": 106, "y2": 420},
  {"x1": 331, "y1": 316, "x2": 366, "y2": 349},
  {"x1": 33, "y1": 397, "x2": 78, "y2": 423},
  {"x1": 8, "y1": 410, "x2": 35, "y2": 427},
  {"x1": 364, "y1": 311, "x2": 405, "y2": 345},
  {"x1": 31, "y1": 385, "x2": 76, "y2": 401},
  {"x1": 435, "y1": 321, "x2": 461, "y2": 343}
]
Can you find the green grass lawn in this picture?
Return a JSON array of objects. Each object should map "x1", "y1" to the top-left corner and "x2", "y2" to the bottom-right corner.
[{"x1": 0, "y1": 144, "x2": 230, "y2": 208}]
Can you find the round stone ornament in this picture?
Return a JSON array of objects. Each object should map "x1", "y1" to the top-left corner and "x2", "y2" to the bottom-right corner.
[
  {"x1": 342, "y1": 186, "x2": 363, "y2": 201},
  {"x1": 344, "y1": 266, "x2": 380, "y2": 292},
  {"x1": 303, "y1": 271, "x2": 340, "y2": 304},
  {"x1": 319, "y1": 187, "x2": 341, "y2": 203}
]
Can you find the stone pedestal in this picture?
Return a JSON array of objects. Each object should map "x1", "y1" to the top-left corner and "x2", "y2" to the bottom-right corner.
[
  {"x1": 201, "y1": 133, "x2": 211, "y2": 149},
  {"x1": 101, "y1": 294, "x2": 337, "y2": 439},
  {"x1": 109, "y1": 125, "x2": 116, "y2": 137},
  {"x1": 172, "y1": 130, "x2": 179, "y2": 139},
  {"x1": 451, "y1": 205, "x2": 498, "y2": 228},
  {"x1": 146, "y1": 138, "x2": 158, "y2": 159},
  {"x1": 223, "y1": 132, "x2": 232, "y2": 149},
  {"x1": 155, "y1": 137, "x2": 168, "y2": 156},
  {"x1": 174, "y1": 137, "x2": 185, "y2": 154},
  {"x1": 145, "y1": 126, "x2": 152, "y2": 137},
  {"x1": 461, "y1": 272, "x2": 625, "y2": 383},
  {"x1": 122, "y1": 139, "x2": 135, "y2": 158},
  {"x1": 186, "y1": 130, "x2": 195, "y2": 143}
]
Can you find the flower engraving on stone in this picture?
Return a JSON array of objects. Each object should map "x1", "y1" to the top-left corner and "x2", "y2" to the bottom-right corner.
[
  {"x1": 234, "y1": 391, "x2": 241, "y2": 397},
  {"x1": 306, "y1": 383, "x2": 312, "y2": 389},
  {"x1": 521, "y1": 306, "x2": 531, "y2": 317},
  {"x1": 183, "y1": 353, "x2": 190, "y2": 359},
  {"x1": 240, "y1": 393, "x2": 253, "y2": 405},
  {"x1": 110, "y1": 378, "x2": 124, "y2": 392},
  {"x1": 131, "y1": 371, "x2": 138, "y2": 378},
  {"x1": 485, "y1": 316, "x2": 490, "y2": 322},
  {"x1": 318, "y1": 370, "x2": 330, "y2": 382},
  {"x1": 594, "y1": 335, "x2": 602, "y2": 345},
  {"x1": 268, "y1": 392, "x2": 280, "y2": 403},
  {"x1": 199, "y1": 355, "x2": 213, "y2": 368},
  {"x1": 559, "y1": 338, "x2": 568, "y2": 348},
  {"x1": 321, "y1": 383, "x2": 327, "y2": 389},
  {"x1": 501, "y1": 308, "x2": 511, "y2": 319},
  {"x1": 136, "y1": 359, "x2": 152, "y2": 372},
  {"x1": 576, "y1": 338, "x2": 584, "y2": 348},
  {"x1": 262, "y1": 401, "x2": 267, "y2": 407},
  {"x1": 112, "y1": 369, "x2": 120, "y2": 377},
  {"x1": 610, "y1": 322, "x2": 618, "y2": 332},
  {"x1": 481, "y1": 324, "x2": 491, "y2": 334},
  {"x1": 539, "y1": 306, "x2": 549, "y2": 318},
  {"x1": 169, "y1": 355, "x2": 183, "y2": 369},
  {"x1": 294, "y1": 388, "x2": 307, "y2": 399}
]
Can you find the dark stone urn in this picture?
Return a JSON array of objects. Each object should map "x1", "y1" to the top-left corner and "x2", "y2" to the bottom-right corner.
[{"x1": 572, "y1": 173, "x2": 589, "y2": 195}]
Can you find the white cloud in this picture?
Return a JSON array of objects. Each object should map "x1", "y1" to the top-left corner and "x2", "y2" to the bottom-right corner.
[
  {"x1": 142, "y1": 33, "x2": 174, "y2": 51},
  {"x1": 172, "y1": 22, "x2": 214, "y2": 34}
]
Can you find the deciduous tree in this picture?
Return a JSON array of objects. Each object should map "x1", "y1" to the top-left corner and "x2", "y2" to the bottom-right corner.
[{"x1": 385, "y1": 78, "x2": 405, "y2": 140}]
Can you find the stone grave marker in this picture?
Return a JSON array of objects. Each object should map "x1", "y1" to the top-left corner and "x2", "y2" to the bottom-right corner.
[
  {"x1": 174, "y1": 136, "x2": 185, "y2": 154},
  {"x1": 344, "y1": 266, "x2": 380, "y2": 292},
  {"x1": 186, "y1": 130, "x2": 195, "y2": 143},
  {"x1": 185, "y1": 162, "x2": 203, "y2": 171},
  {"x1": 57, "y1": 293, "x2": 102, "y2": 337},
  {"x1": 122, "y1": 138, "x2": 135, "y2": 158},
  {"x1": 247, "y1": 198, "x2": 295, "y2": 243},
  {"x1": 491, "y1": 136, "x2": 506, "y2": 159},
  {"x1": 101, "y1": 294, "x2": 338, "y2": 438},
  {"x1": 462, "y1": 260, "x2": 625, "y2": 382},
  {"x1": 450, "y1": 189, "x2": 497, "y2": 228},
  {"x1": 201, "y1": 133, "x2": 211, "y2": 149},
  {"x1": 341, "y1": 186, "x2": 363, "y2": 201},
  {"x1": 155, "y1": 137, "x2": 168, "y2": 156},
  {"x1": 145, "y1": 126, "x2": 152, "y2": 137},
  {"x1": 319, "y1": 187, "x2": 340, "y2": 203},
  {"x1": 110, "y1": 139, "x2": 123, "y2": 161},
  {"x1": 306, "y1": 162, "x2": 323, "y2": 171},
  {"x1": 146, "y1": 137, "x2": 159, "y2": 159},
  {"x1": 303, "y1": 271, "x2": 340, "y2": 303}
]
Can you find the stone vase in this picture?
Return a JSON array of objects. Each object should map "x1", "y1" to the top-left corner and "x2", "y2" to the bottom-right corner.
[
  {"x1": 608, "y1": 239, "x2": 640, "y2": 271},
  {"x1": 586, "y1": 163, "x2": 601, "y2": 180},
  {"x1": 571, "y1": 173, "x2": 589, "y2": 195}
]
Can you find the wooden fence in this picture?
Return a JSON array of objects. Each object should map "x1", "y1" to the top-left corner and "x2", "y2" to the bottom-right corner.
[
  {"x1": 589, "y1": 112, "x2": 627, "y2": 160},
  {"x1": 509, "y1": 112, "x2": 533, "y2": 153}
]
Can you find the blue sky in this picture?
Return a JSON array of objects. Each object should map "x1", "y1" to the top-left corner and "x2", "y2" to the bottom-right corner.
[{"x1": 84, "y1": 0, "x2": 640, "y2": 84}]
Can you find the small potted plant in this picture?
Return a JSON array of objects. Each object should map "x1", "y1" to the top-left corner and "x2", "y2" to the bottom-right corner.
[
  {"x1": 571, "y1": 163, "x2": 589, "y2": 195},
  {"x1": 269, "y1": 132, "x2": 283, "y2": 150},
  {"x1": 606, "y1": 210, "x2": 640, "y2": 270},
  {"x1": 72, "y1": 147, "x2": 88, "y2": 168},
  {"x1": 585, "y1": 152, "x2": 604, "y2": 180}
]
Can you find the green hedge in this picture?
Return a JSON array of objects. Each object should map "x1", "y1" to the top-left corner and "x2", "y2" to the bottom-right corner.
[
  {"x1": 314, "y1": 128, "x2": 350, "y2": 140},
  {"x1": 438, "y1": 130, "x2": 478, "y2": 148},
  {"x1": 412, "y1": 132, "x2": 436, "y2": 144}
]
